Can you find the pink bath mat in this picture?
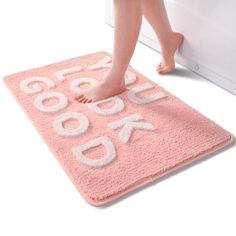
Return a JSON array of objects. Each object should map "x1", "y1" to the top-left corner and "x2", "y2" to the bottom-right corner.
[{"x1": 4, "y1": 51, "x2": 234, "y2": 206}]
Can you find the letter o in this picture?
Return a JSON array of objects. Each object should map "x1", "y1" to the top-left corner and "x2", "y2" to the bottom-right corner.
[
  {"x1": 20, "y1": 76, "x2": 55, "y2": 95},
  {"x1": 53, "y1": 111, "x2": 89, "y2": 137},
  {"x1": 34, "y1": 91, "x2": 68, "y2": 113}
]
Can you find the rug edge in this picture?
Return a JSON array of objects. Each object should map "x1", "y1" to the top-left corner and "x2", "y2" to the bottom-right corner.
[{"x1": 83, "y1": 133, "x2": 234, "y2": 206}]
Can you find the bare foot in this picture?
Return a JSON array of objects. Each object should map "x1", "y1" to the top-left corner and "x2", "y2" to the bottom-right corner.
[
  {"x1": 74, "y1": 73, "x2": 126, "y2": 103},
  {"x1": 157, "y1": 32, "x2": 184, "y2": 74}
]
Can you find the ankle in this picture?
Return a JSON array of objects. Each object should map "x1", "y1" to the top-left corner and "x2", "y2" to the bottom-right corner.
[
  {"x1": 102, "y1": 71, "x2": 125, "y2": 88},
  {"x1": 108, "y1": 67, "x2": 126, "y2": 77},
  {"x1": 104, "y1": 69, "x2": 125, "y2": 82},
  {"x1": 159, "y1": 31, "x2": 175, "y2": 50}
]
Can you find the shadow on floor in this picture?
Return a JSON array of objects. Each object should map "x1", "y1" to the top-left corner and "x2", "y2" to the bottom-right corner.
[
  {"x1": 165, "y1": 67, "x2": 207, "y2": 82},
  {"x1": 96, "y1": 135, "x2": 235, "y2": 209}
]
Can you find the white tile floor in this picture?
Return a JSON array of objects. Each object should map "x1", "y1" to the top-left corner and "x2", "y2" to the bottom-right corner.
[{"x1": 0, "y1": 1, "x2": 235, "y2": 235}]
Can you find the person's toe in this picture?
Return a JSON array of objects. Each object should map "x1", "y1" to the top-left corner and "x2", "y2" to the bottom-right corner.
[
  {"x1": 84, "y1": 98, "x2": 90, "y2": 103},
  {"x1": 158, "y1": 65, "x2": 174, "y2": 74},
  {"x1": 81, "y1": 97, "x2": 88, "y2": 103},
  {"x1": 81, "y1": 98, "x2": 87, "y2": 103},
  {"x1": 157, "y1": 64, "x2": 162, "y2": 71},
  {"x1": 75, "y1": 95, "x2": 84, "y2": 102},
  {"x1": 75, "y1": 94, "x2": 83, "y2": 100},
  {"x1": 77, "y1": 96, "x2": 86, "y2": 103},
  {"x1": 87, "y1": 99, "x2": 93, "y2": 103},
  {"x1": 159, "y1": 68, "x2": 168, "y2": 74},
  {"x1": 157, "y1": 62, "x2": 165, "y2": 72}
]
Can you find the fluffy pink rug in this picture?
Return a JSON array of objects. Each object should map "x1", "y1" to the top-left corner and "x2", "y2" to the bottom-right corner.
[{"x1": 4, "y1": 51, "x2": 234, "y2": 206}]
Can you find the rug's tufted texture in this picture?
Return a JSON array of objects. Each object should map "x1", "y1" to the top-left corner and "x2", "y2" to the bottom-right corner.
[{"x1": 4, "y1": 51, "x2": 234, "y2": 206}]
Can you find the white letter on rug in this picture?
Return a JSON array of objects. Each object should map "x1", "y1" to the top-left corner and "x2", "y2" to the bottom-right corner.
[
  {"x1": 34, "y1": 91, "x2": 68, "y2": 113},
  {"x1": 20, "y1": 76, "x2": 55, "y2": 95},
  {"x1": 53, "y1": 111, "x2": 89, "y2": 137},
  {"x1": 72, "y1": 136, "x2": 116, "y2": 168},
  {"x1": 128, "y1": 83, "x2": 166, "y2": 105},
  {"x1": 108, "y1": 113, "x2": 156, "y2": 143},
  {"x1": 70, "y1": 77, "x2": 98, "y2": 94},
  {"x1": 54, "y1": 66, "x2": 83, "y2": 81},
  {"x1": 87, "y1": 56, "x2": 112, "y2": 70},
  {"x1": 86, "y1": 96, "x2": 124, "y2": 116}
]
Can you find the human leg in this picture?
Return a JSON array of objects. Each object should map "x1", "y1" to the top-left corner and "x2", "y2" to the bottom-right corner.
[
  {"x1": 76, "y1": 0, "x2": 142, "y2": 103},
  {"x1": 141, "y1": 0, "x2": 183, "y2": 74}
]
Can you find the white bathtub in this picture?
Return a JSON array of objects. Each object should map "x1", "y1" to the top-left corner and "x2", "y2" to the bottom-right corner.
[{"x1": 105, "y1": 0, "x2": 236, "y2": 95}]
